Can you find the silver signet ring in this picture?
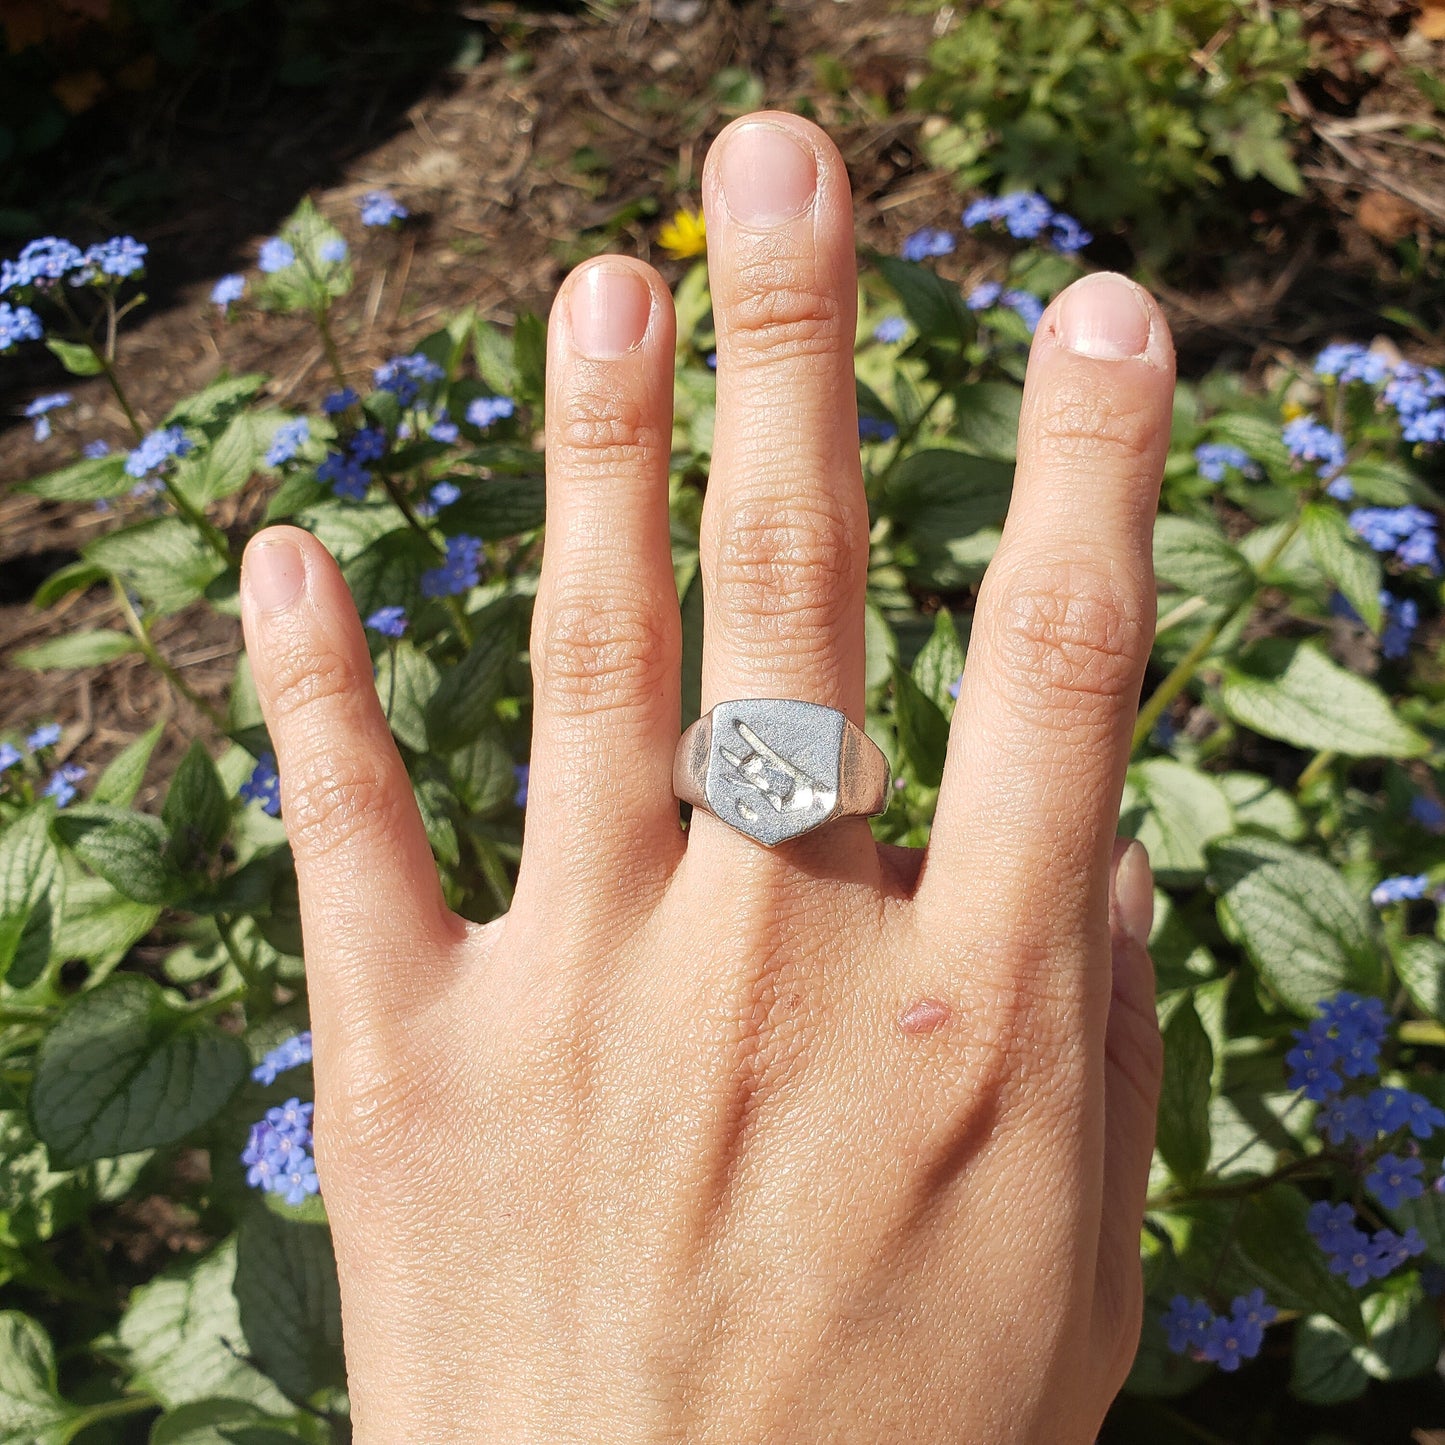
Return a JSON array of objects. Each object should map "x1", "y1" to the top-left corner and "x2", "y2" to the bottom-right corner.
[{"x1": 673, "y1": 699, "x2": 891, "y2": 847}]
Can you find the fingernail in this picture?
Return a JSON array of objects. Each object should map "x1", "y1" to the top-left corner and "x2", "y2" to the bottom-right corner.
[
  {"x1": 246, "y1": 536, "x2": 306, "y2": 613},
  {"x1": 719, "y1": 121, "x2": 817, "y2": 227},
  {"x1": 568, "y1": 263, "x2": 652, "y2": 361},
  {"x1": 1055, "y1": 272, "x2": 1153, "y2": 361},
  {"x1": 1113, "y1": 840, "x2": 1155, "y2": 950}
]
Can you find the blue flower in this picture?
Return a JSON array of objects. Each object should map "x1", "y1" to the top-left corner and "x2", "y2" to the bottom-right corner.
[
  {"x1": 9, "y1": 237, "x2": 84, "y2": 286},
  {"x1": 366, "y1": 605, "x2": 408, "y2": 638},
  {"x1": 1001, "y1": 288, "x2": 1043, "y2": 332},
  {"x1": 1048, "y1": 213, "x2": 1092, "y2": 252},
  {"x1": 241, "y1": 1094, "x2": 320, "y2": 1203},
  {"x1": 252, "y1": 1030, "x2": 313, "y2": 1085},
  {"x1": 41, "y1": 763, "x2": 85, "y2": 808},
  {"x1": 319, "y1": 238, "x2": 349, "y2": 264},
  {"x1": 1349, "y1": 505, "x2": 1440, "y2": 574},
  {"x1": 1402, "y1": 407, "x2": 1445, "y2": 445},
  {"x1": 858, "y1": 415, "x2": 898, "y2": 443},
  {"x1": 211, "y1": 273, "x2": 245, "y2": 310},
  {"x1": 421, "y1": 534, "x2": 484, "y2": 598},
  {"x1": 349, "y1": 426, "x2": 388, "y2": 463},
  {"x1": 1194, "y1": 442, "x2": 1259, "y2": 482},
  {"x1": 1283, "y1": 416, "x2": 1347, "y2": 477},
  {"x1": 1286, "y1": 1018, "x2": 1344, "y2": 1101},
  {"x1": 317, "y1": 449, "x2": 372, "y2": 501},
  {"x1": 1383, "y1": 363, "x2": 1445, "y2": 421},
  {"x1": 1316, "y1": 1093, "x2": 1373, "y2": 1146},
  {"x1": 81, "y1": 236, "x2": 147, "y2": 280},
  {"x1": 873, "y1": 315, "x2": 907, "y2": 344},
  {"x1": 258, "y1": 237, "x2": 296, "y2": 273},
  {"x1": 1411, "y1": 794, "x2": 1445, "y2": 832},
  {"x1": 239, "y1": 752, "x2": 281, "y2": 817},
  {"x1": 429, "y1": 412, "x2": 460, "y2": 444},
  {"x1": 1160, "y1": 1295, "x2": 1212, "y2": 1355},
  {"x1": 321, "y1": 387, "x2": 358, "y2": 414},
  {"x1": 966, "y1": 281, "x2": 1002, "y2": 311},
  {"x1": 124, "y1": 426, "x2": 194, "y2": 479},
  {"x1": 375, "y1": 353, "x2": 445, "y2": 405},
  {"x1": 1198, "y1": 1313, "x2": 1249, "y2": 1372},
  {"x1": 1367, "y1": 1152, "x2": 1425, "y2": 1210},
  {"x1": 265, "y1": 417, "x2": 309, "y2": 468},
  {"x1": 1371, "y1": 873, "x2": 1431, "y2": 907},
  {"x1": 23, "y1": 392, "x2": 71, "y2": 442},
  {"x1": 0, "y1": 742, "x2": 20, "y2": 773},
  {"x1": 429, "y1": 480, "x2": 461, "y2": 508},
  {"x1": 82, "y1": 439, "x2": 110, "y2": 459},
  {"x1": 0, "y1": 302, "x2": 43, "y2": 351},
  {"x1": 1315, "y1": 343, "x2": 1390, "y2": 385},
  {"x1": 704, "y1": 350, "x2": 717, "y2": 370},
  {"x1": 513, "y1": 762, "x2": 529, "y2": 808},
  {"x1": 900, "y1": 227, "x2": 955, "y2": 262},
  {"x1": 465, "y1": 395, "x2": 516, "y2": 430},
  {"x1": 360, "y1": 190, "x2": 408, "y2": 227},
  {"x1": 26, "y1": 723, "x2": 61, "y2": 751},
  {"x1": 963, "y1": 191, "x2": 1057, "y2": 240},
  {"x1": 1381, "y1": 593, "x2": 1419, "y2": 660}
]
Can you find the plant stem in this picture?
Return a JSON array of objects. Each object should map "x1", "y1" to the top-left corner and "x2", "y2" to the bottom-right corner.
[
  {"x1": 1146, "y1": 1153, "x2": 1330, "y2": 1211},
  {"x1": 1132, "y1": 513, "x2": 1303, "y2": 754},
  {"x1": 217, "y1": 914, "x2": 265, "y2": 1000},
  {"x1": 0, "y1": 1003, "x2": 52, "y2": 1024},
  {"x1": 112, "y1": 580, "x2": 228, "y2": 731},
  {"x1": 75, "y1": 1395, "x2": 157, "y2": 1427},
  {"x1": 313, "y1": 302, "x2": 349, "y2": 393},
  {"x1": 1399, "y1": 1019, "x2": 1445, "y2": 1047},
  {"x1": 1296, "y1": 749, "x2": 1336, "y2": 792},
  {"x1": 158, "y1": 471, "x2": 233, "y2": 561},
  {"x1": 379, "y1": 472, "x2": 443, "y2": 554}
]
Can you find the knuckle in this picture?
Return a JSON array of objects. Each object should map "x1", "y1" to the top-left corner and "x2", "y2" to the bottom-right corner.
[
  {"x1": 723, "y1": 256, "x2": 843, "y2": 362},
  {"x1": 532, "y1": 584, "x2": 675, "y2": 717},
  {"x1": 266, "y1": 645, "x2": 365, "y2": 735},
  {"x1": 284, "y1": 749, "x2": 408, "y2": 861},
  {"x1": 710, "y1": 492, "x2": 862, "y2": 645},
  {"x1": 553, "y1": 388, "x2": 665, "y2": 475},
  {"x1": 1032, "y1": 381, "x2": 1161, "y2": 477},
  {"x1": 988, "y1": 561, "x2": 1147, "y2": 728}
]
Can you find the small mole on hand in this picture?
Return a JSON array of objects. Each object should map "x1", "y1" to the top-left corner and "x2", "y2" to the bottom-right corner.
[{"x1": 898, "y1": 998, "x2": 951, "y2": 1035}]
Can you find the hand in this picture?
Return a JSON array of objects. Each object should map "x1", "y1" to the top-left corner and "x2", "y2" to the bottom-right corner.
[{"x1": 240, "y1": 113, "x2": 1173, "y2": 1442}]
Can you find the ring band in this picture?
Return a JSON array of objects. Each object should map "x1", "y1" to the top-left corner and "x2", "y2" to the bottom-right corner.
[{"x1": 673, "y1": 698, "x2": 891, "y2": 847}]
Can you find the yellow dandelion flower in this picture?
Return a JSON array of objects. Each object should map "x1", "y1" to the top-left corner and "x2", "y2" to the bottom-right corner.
[{"x1": 659, "y1": 208, "x2": 707, "y2": 259}]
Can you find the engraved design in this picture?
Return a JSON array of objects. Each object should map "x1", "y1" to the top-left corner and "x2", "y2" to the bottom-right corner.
[{"x1": 719, "y1": 720, "x2": 838, "y2": 822}]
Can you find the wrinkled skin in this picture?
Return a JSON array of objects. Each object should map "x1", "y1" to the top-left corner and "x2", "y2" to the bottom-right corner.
[{"x1": 241, "y1": 114, "x2": 1171, "y2": 1442}]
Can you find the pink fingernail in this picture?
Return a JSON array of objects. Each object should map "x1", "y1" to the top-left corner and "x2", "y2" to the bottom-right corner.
[
  {"x1": 719, "y1": 122, "x2": 817, "y2": 227},
  {"x1": 568, "y1": 263, "x2": 652, "y2": 361},
  {"x1": 1055, "y1": 272, "x2": 1153, "y2": 361},
  {"x1": 1113, "y1": 840, "x2": 1155, "y2": 950},
  {"x1": 246, "y1": 536, "x2": 306, "y2": 613}
]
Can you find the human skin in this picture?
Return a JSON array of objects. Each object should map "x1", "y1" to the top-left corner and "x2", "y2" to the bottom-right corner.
[{"x1": 239, "y1": 113, "x2": 1172, "y2": 1442}]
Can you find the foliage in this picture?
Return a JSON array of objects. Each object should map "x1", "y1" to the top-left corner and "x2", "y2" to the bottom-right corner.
[
  {"x1": 909, "y1": 0, "x2": 1312, "y2": 257},
  {"x1": 3, "y1": 179, "x2": 1445, "y2": 1435}
]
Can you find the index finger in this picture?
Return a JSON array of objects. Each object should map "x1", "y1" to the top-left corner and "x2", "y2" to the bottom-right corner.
[{"x1": 918, "y1": 273, "x2": 1175, "y2": 958}]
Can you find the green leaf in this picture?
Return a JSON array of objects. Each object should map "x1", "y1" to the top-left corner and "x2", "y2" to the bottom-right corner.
[
  {"x1": 1217, "y1": 771, "x2": 1305, "y2": 841},
  {"x1": 172, "y1": 413, "x2": 262, "y2": 507},
  {"x1": 115, "y1": 1237, "x2": 289, "y2": 1412},
  {"x1": 951, "y1": 381, "x2": 1022, "y2": 461},
  {"x1": 1220, "y1": 639, "x2": 1429, "y2": 758},
  {"x1": 1207, "y1": 836, "x2": 1382, "y2": 1014},
  {"x1": 50, "y1": 863, "x2": 159, "y2": 970},
  {"x1": 1290, "y1": 1314, "x2": 1368, "y2": 1405},
  {"x1": 435, "y1": 476, "x2": 546, "y2": 537},
  {"x1": 1300, "y1": 502, "x2": 1383, "y2": 631},
  {"x1": 264, "y1": 467, "x2": 328, "y2": 522},
  {"x1": 875, "y1": 255, "x2": 975, "y2": 346},
  {"x1": 1291, "y1": 1284, "x2": 1439, "y2": 1404},
  {"x1": 910, "y1": 608, "x2": 964, "y2": 715},
  {"x1": 885, "y1": 450, "x2": 1014, "y2": 584},
  {"x1": 376, "y1": 641, "x2": 441, "y2": 754},
  {"x1": 1122, "y1": 759, "x2": 1234, "y2": 883},
  {"x1": 234, "y1": 1209, "x2": 345, "y2": 1401},
  {"x1": 472, "y1": 317, "x2": 515, "y2": 393},
  {"x1": 150, "y1": 1399, "x2": 307, "y2": 1444},
  {"x1": 343, "y1": 527, "x2": 435, "y2": 623},
  {"x1": 1156, "y1": 995, "x2": 1212, "y2": 1183},
  {"x1": 84, "y1": 517, "x2": 228, "y2": 617},
  {"x1": 448, "y1": 732, "x2": 519, "y2": 814},
  {"x1": 893, "y1": 666, "x2": 950, "y2": 788},
  {"x1": 1152, "y1": 515, "x2": 1254, "y2": 609},
  {"x1": 163, "y1": 743, "x2": 231, "y2": 864},
  {"x1": 29, "y1": 974, "x2": 248, "y2": 1166},
  {"x1": 1205, "y1": 412, "x2": 1292, "y2": 473},
  {"x1": 54, "y1": 805, "x2": 184, "y2": 905},
  {"x1": 425, "y1": 602, "x2": 519, "y2": 753},
  {"x1": 0, "y1": 809, "x2": 63, "y2": 990},
  {"x1": 21, "y1": 454, "x2": 130, "y2": 503},
  {"x1": 1393, "y1": 935, "x2": 1445, "y2": 1022},
  {"x1": 33, "y1": 561, "x2": 106, "y2": 607},
  {"x1": 512, "y1": 310, "x2": 547, "y2": 415},
  {"x1": 165, "y1": 375, "x2": 266, "y2": 428},
  {"x1": 0, "y1": 1312, "x2": 82, "y2": 1445},
  {"x1": 93, "y1": 721, "x2": 164, "y2": 806},
  {"x1": 252, "y1": 199, "x2": 351, "y2": 314},
  {"x1": 43, "y1": 337, "x2": 103, "y2": 376},
  {"x1": 14, "y1": 630, "x2": 141, "y2": 671}
]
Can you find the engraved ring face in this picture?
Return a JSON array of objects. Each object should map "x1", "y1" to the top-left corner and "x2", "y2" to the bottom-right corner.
[{"x1": 704, "y1": 699, "x2": 846, "y2": 847}]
